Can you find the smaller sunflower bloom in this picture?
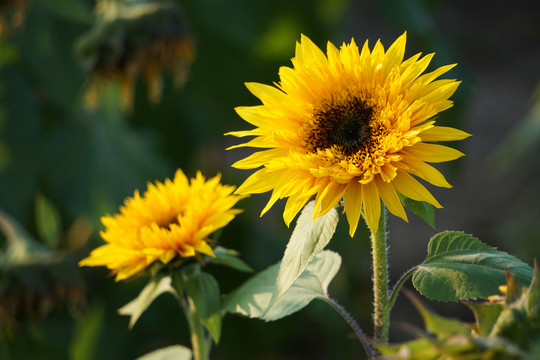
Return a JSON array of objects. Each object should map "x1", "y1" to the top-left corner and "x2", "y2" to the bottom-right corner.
[
  {"x1": 227, "y1": 33, "x2": 470, "y2": 236},
  {"x1": 79, "y1": 170, "x2": 244, "y2": 281},
  {"x1": 0, "y1": 0, "x2": 29, "y2": 37}
]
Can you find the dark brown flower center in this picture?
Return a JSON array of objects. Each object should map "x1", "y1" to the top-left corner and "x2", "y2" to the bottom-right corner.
[{"x1": 307, "y1": 98, "x2": 375, "y2": 155}]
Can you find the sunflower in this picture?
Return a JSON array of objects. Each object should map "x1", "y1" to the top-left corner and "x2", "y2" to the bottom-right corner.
[
  {"x1": 79, "y1": 170, "x2": 244, "y2": 281},
  {"x1": 75, "y1": 0, "x2": 195, "y2": 110},
  {"x1": 227, "y1": 33, "x2": 469, "y2": 236}
]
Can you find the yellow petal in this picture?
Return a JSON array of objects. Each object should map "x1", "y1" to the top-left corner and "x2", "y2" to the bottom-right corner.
[
  {"x1": 345, "y1": 180, "x2": 363, "y2": 237},
  {"x1": 314, "y1": 180, "x2": 348, "y2": 218},
  {"x1": 361, "y1": 180, "x2": 381, "y2": 233},
  {"x1": 398, "y1": 155, "x2": 452, "y2": 188},
  {"x1": 375, "y1": 178, "x2": 407, "y2": 222},
  {"x1": 235, "y1": 168, "x2": 284, "y2": 195},
  {"x1": 420, "y1": 126, "x2": 471, "y2": 141},
  {"x1": 392, "y1": 170, "x2": 442, "y2": 208},
  {"x1": 404, "y1": 143, "x2": 464, "y2": 163},
  {"x1": 231, "y1": 148, "x2": 287, "y2": 169}
]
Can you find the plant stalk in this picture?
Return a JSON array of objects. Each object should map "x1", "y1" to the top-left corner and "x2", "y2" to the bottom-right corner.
[
  {"x1": 322, "y1": 296, "x2": 375, "y2": 359},
  {"x1": 185, "y1": 296, "x2": 210, "y2": 360},
  {"x1": 175, "y1": 271, "x2": 210, "y2": 360},
  {"x1": 370, "y1": 205, "x2": 389, "y2": 344}
]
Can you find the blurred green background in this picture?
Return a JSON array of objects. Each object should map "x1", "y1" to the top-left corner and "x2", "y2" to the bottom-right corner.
[{"x1": 1, "y1": 0, "x2": 540, "y2": 359}]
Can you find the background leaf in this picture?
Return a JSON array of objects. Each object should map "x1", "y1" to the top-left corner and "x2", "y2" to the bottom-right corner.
[
  {"x1": 136, "y1": 345, "x2": 192, "y2": 360},
  {"x1": 185, "y1": 272, "x2": 222, "y2": 343},
  {"x1": 34, "y1": 193, "x2": 62, "y2": 249},
  {"x1": 413, "y1": 231, "x2": 534, "y2": 301},
  {"x1": 266, "y1": 200, "x2": 339, "y2": 311},
  {"x1": 118, "y1": 275, "x2": 178, "y2": 329},
  {"x1": 223, "y1": 250, "x2": 341, "y2": 321}
]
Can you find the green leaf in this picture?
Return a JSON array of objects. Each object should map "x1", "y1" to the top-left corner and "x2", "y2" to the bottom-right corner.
[
  {"x1": 136, "y1": 345, "x2": 192, "y2": 360},
  {"x1": 69, "y1": 304, "x2": 104, "y2": 360},
  {"x1": 413, "y1": 231, "x2": 533, "y2": 301},
  {"x1": 118, "y1": 275, "x2": 178, "y2": 329},
  {"x1": 267, "y1": 200, "x2": 339, "y2": 311},
  {"x1": 208, "y1": 247, "x2": 253, "y2": 273},
  {"x1": 466, "y1": 302, "x2": 504, "y2": 336},
  {"x1": 223, "y1": 250, "x2": 341, "y2": 321},
  {"x1": 399, "y1": 194, "x2": 435, "y2": 229},
  {"x1": 185, "y1": 273, "x2": 221, "y2": 343},
  {"x1": 408, "y1": 292, "x2": 471, "y2": 338},
  {"x1": 376, "y1": 338, "x2": 440, "y2": 359},
  {"x1": 35, "y1": 193, "x2": 62, "y2": 249},
  {"x1": 36, "y1": 0, "x2": 92, "y2": 24}
]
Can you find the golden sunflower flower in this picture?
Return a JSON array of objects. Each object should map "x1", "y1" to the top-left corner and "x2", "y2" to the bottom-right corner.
[
  {"x1": 227, "y1": 33, "x2": 470, "y2": 236},
  {"x1": 79, "y1": 170, "x2": 244, "y2": 281}
]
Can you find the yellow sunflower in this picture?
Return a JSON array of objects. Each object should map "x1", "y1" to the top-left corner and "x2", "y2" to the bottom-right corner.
[
  {"x1": 227, "y1": 32, "x2": 470, "y2": 236},
  {"x1": 79, "y1": 170, "x2": 244, "y2": 281}
]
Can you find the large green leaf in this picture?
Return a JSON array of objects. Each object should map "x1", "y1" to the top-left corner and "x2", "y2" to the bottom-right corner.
[
  {"x1": 118, "y1": 275, "x2": 178, "y2": 329},
  {"x1": 185, "y1": 273, "x2": 222, "y2": 343},
  {"x1": 267, "y1": 201, "x2": 339, "y2": 311},
  {"x1": 223, "y1": 250, "x2": 341, "y2": 321},
  {"x1": 413, "y1": 231, "x2": 533, "y2": 301},
  {"x1": 136, "y1": 345, "x2": 192, "y2": 360}
]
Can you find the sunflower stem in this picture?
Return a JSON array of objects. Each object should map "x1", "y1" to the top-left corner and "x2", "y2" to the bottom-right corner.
[
  {"x1": 175, "y1": 271, "x2": 211, "y2": 360},
  {"x1": 369, "y1": 204, "x2": 389, "y2": 344},
  {"x1": 322, "y1": 295, "x2": 375, "y2": 359}
]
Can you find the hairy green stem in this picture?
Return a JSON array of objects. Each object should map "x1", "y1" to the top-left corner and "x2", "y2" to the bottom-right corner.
[
  {"x1": 387, "y1": 266, "x2": 418, "y2": 313},
  {"x1": 370, "y1": 205, "x2": 389, "y2": 344},
  {"x1": 322, "y1": 296, "x2": 375, "y2": 359}
]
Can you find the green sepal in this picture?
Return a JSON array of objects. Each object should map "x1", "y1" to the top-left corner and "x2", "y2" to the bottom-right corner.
[
  {"x1": 413, "y1": 231, "x2": 533, "y2": 301},
  {"x1": 185, "y1": 272, "x2": 222, "y2": 343},
  {"x1": 466, "y1": 302, "x2": 504, "y2": 337},
  {"x1": 207, "y1": 246, "x2": 253, "y2": 273},
  {"x1": 526, "y1": 261, "x2": 540, "y2": 323},
  {"x1": 399, "y1": 194, "x2": 435, "y2": 229},
  {"x1": 223, "y1": 250, "x2": 341, "y2": 322},
  {"x1": 118, "y1": 274, "x2": 178, "y2": 329}
]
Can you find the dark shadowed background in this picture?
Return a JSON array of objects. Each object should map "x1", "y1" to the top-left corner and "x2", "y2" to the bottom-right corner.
[{"x1": 1, "y1": 0, "x2": 539, "y2": 359}]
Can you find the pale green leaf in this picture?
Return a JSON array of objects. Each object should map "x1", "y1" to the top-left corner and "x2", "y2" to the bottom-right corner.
[
  {"x1": 118, "y1": 275, "x2": 178, "y2": 329},
  {"x1": 35, "y1": 193, "x2": 62, "y2": 249},
  {"x1": 223, "y1": 250, "x2": 341, "y2": 321},
  {"x1": 413, "y1": 231, "x2": 533, "y2": 301},
  {"x1": 185, "y1": 273, "x2": 221, "y2": 343},
  {"x1": 136, "y1": 345, "x2": 192, "y2": 360},
  {"x1": 267, "y1": 201, "x2": 339, "y2": 310}
]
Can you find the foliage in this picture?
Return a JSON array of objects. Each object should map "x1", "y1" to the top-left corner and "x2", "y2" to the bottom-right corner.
[{"x1": 378, "y1": 264, "x2": 540, "y2": 359}]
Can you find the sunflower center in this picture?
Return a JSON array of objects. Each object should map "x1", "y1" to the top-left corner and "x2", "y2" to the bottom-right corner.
[
  {"x1": 308, "y1": 98, "x2": 374, "y2": 155},
  {"x1": 156, "y1": 214, "x2": 180, "y2": 229}
]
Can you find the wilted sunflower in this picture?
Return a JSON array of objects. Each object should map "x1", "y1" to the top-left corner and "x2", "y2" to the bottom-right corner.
[
  {"x1": 79, "y1": 170, "x2": 244, "y2": 281},
  {"x1": 75, "y1": 0, "x2": 195, "y2": 110},
  {"x1": 0, "y1": 0, "x2": 29, "y2": 37},
  {"x1": 227, "y1": 33, "x2": 470, "y2": 236}
]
